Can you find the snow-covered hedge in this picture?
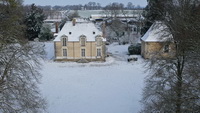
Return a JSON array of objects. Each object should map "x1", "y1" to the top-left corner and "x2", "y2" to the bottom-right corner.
[{"x1": 128, "y1": 43, "x2": 141, "y2": 55}]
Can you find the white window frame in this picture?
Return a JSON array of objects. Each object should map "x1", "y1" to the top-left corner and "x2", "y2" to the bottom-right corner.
[
  {"x1": 62, "y1": 36, "x2": 68, "y2": 46},
  {"x1": 96, "y1": 38, "x2": 102, "y2": 46},
  {"x1": 63, "y1": 49, "x2": 67, "y2": 57},
  {"x1": 97, "y1": 48, "x2": 101, "y2": 57},
  {"x1": 81, "y1": 38, "x2": 86, "y2": 46},
  {"x1": 81, "y1": 49, "x2": 85, "y2": 57},
  {"x1": 80, "y1": 35, "x2": 86, "y2": 46}
]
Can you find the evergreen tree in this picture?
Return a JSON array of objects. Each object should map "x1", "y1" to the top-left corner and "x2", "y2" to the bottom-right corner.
[
  {"x1": 0, "y1": 0, "x2": 25, "y2": 44},
  {"x1": 24, "y1": 4, "x2": 45, "y2": 41},
  {"x1": 141, "y1": 0, "x2": 167, "y2": 36},
  {"x1": 39, "y1": 24, "x2": 53, "y2": 41}
]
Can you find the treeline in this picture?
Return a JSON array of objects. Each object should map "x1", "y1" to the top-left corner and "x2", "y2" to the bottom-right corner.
[{"x1": 37, "y1": 2, "x2": 143, "y2": 11}]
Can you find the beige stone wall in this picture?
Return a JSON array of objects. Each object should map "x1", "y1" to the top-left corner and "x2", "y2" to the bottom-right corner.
[
  {"x1": 54, "y1": 41, "x2": 62, "y2": 57},
  {"x1": 54, "y1": 41, "x2": 106, "y2": 62},
  {"x1": 141, "y1": 41, "x2": 146, "y2": 58},
  {"x1": 142, "y1": 41, "x2": 176, "y2": 59}
]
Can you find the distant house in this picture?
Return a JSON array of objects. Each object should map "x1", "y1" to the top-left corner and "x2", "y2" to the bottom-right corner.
[
  {"x1": 54, "y1": 18, "x2": 106, "y2": 62},
  {"x1": 141, "y1": 22, "x2": 176, "y2": 59}
]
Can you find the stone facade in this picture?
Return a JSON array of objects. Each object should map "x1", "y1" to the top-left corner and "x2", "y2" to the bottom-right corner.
[
  {"x1": 141, "y1": 41, "x2": 176, "y2": 59},
  {"x1": 54, "y1": 41, "x2": 106, "y2": 62},
  {"x1": 141, "y1": 21, "x2": 176, "y2": 59},
  {"x1": 54, "y1": 18, "x2": 106, "y2": 62}
]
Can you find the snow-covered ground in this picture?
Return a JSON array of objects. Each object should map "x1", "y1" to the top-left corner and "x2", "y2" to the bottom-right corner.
[{"x1": 40, "y1": 42, "x2": 147, "y2": 113}]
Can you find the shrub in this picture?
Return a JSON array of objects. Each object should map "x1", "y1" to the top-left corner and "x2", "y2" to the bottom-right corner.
[{"x1": 128, "y1": 43, "x2": 141, "y2": 55}]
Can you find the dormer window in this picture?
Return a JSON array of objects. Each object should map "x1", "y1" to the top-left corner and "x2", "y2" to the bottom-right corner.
[
  {"x1": 62, "y1": 38, "x2": 67, "y2": 46},
  {"x1": 81, "y1": 38, "x2": 85, "y2": 46},
  {"x1": 96, "y1": 37, "x2": 102, "y2": 46},
  {"x1": 80, "y1": 35, "x2": 86, "y2": 46},
  {"x1": 62, "y1": 35, "x2": 68, "y2": 46}
]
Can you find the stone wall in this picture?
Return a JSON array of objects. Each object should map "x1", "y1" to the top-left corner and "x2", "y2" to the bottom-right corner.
[
  {"x1": 54, "y1": 41, "x2": 106, "y2": 62},
  {"x1": 142, "y1": 41, "x2": 176, "y2": 59}
]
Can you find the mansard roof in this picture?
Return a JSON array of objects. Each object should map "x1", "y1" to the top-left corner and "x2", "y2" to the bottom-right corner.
[{"x1": 54, "y1": 19, "x2": 106, "y2": 42}]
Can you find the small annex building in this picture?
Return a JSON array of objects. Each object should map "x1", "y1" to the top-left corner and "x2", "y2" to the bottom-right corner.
[
  {"x1": 141, "y1": 21, "x2": 176, "y2": 59},
  {"x1": 54, "y1": 18, "x2": 106, "y2": 62}
]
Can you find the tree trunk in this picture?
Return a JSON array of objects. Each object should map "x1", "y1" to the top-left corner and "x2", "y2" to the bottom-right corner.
[
  {"x1": 176, "y1": 74, "x2": 182, "y2": 113},
  {"x1": 176, "y1": 56, "x2": 184, "y2": 113}
]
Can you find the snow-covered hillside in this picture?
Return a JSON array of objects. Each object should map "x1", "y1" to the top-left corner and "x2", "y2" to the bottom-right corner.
[{"x1": 40, "y1": 42, "x2": 147, "y2": 113}]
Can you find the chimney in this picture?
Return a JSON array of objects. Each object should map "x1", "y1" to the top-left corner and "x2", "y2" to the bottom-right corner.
[
  {"x1": 55, "y1": 22, "x2": 59, "y2": 33},
  {"x1": 102, "y1": 22, "x2": 106, "y2": 38},
  {"x1": 72, "y1": 18, "x2": 76, "y2": 26}
]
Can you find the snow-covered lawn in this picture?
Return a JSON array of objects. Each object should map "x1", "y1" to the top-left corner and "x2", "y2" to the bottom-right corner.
[{"x1": 40, "y1": 42, "x2": 147, "y2": 113}]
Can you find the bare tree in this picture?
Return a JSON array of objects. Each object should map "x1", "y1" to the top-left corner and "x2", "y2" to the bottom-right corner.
[
  {"x1": 0, "y1": 0, "x2": 46, "y2": 112},
  {"x1": 88, "y1": 2, "x2": 93, "y2": 10},
  {"x1": 108, "y1": 19, "x2": 126, "y2": 43},
  {"x1": 102, "y1": 3, "x2": 123, "y2": 18},
  {"x1": 141, "y1": 0, "x2": 200, "y2": 113},
  {"x1": 96, "y1": 3, "x2": 101, "y2": 10},
  {"x1": 127, "y1": 2, "x2": 133, "y2": 10},
  {"x1": 102, "y1": 3, "x2": 141, "y2": 44},
  {"x1": 0, "y1": 42, "x2": 46, "y2": 113},
  {"x1": 67, "y1": 10, "x2": 80, "y2": 20}
]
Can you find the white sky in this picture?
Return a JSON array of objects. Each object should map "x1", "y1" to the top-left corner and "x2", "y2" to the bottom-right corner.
[{"x1": 23, "y1": 0, "x2": 147, "y2": 7}]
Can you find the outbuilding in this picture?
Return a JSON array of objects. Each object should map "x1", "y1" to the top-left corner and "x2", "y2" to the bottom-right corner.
[{"x1": 141, "y1": 21, "x2": 176, "y2": 59}]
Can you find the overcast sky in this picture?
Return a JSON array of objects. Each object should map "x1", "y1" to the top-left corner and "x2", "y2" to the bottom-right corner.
[{"x1": 23, "y1": 0, "x2": 147, "y2": 7}]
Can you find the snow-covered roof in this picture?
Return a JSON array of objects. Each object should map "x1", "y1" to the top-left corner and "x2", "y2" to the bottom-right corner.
[
  {"x1": 90, "y1": 14, "x2": 138, "y2": 19},
  {"x1": 54, "y1": 19, "x2": 106, "y2": 42},
  {"x1": 141, "y1": 21, "x2": 173, "y2": 42},
  {"x1": 44, "y1": 19, "x2": 62, "y2": 23}
]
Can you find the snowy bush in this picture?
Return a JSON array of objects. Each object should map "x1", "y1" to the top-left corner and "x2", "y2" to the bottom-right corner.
[{"x1": 128, "y1": 43, "x2": 141, "y2": 55}]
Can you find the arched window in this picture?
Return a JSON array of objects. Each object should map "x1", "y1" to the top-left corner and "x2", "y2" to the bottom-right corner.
[
  {"x1": 62, "y1": 38, "x2": 67, "y2": 46},
  {"x1": 96, "y1": 37, "x2": 102, "y2": 46},
  {"x1": 80, "y1": 35, "x2": 86, "y2": 46},
  {"x1": 62, "y1": 35, "x2": 68, "y2": 46}
]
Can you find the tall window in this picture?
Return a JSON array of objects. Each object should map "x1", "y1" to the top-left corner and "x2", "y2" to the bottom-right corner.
[
  {"x1": 164, "y1": 44, "x2": 169, "y2": 53},
  {"x1": 81, "y1": 49, "x2": 85, "y2": 57},
  {"x1": 63, "y1": 49, "x2": 67, "y2": 56},
  {"x1": 62, "y1": 38, "x2": 67, "y2": 46},
  {"x1": 96, "y1": 38, "x2": 102, "y2": 46},
  {"x1": 97, "y1": 49, "x2": 101, "y2": 57},
  {"x1": 80, "y1": 38, "x2": 86, "y2": 46},
  {"x1": 80, "y1": 35, "x2": 86, "y2": 46}
]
